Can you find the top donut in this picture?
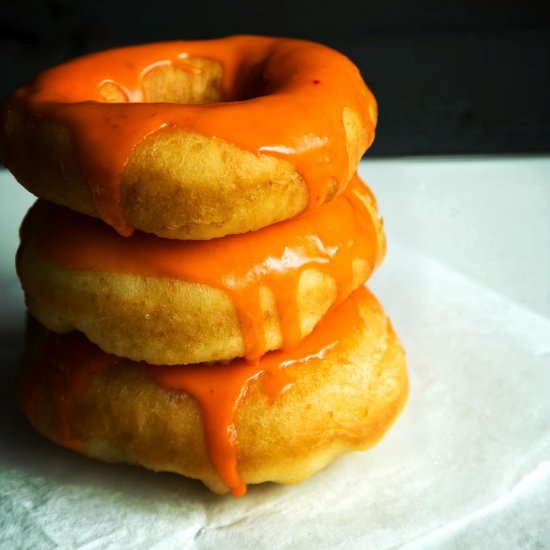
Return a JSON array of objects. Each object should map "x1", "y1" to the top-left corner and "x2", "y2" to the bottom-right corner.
[{"x1": 1, "y1": 36, "x2": 377, "y2": 239}]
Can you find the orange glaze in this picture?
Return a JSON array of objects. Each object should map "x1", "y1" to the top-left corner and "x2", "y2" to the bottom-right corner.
[
  {"x1": 32, "y1": 175, "x2": 385, "y2": 360},
  {"x1": 13, "y1": 36, "x2": 377, "y2": 234},
  {"x1": 24, "y1": 286, "x2": 371, "y2": 496}
]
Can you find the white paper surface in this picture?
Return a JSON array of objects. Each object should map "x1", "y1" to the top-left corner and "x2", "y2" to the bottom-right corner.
[{"x1": 1, "y1": 157, "x2": 549, "y2": 549}]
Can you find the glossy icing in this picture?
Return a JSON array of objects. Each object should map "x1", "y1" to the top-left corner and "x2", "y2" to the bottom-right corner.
[{"x1": 13, "y1": 36, "x2": 377, "y2": 234}]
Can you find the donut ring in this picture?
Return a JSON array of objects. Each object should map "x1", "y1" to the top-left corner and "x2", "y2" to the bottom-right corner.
[
  {"x1": 17, "y1": 176, "x2": 385, "y2": 365},
  {"x1": 18, "y1": 287, "x2": 408, "y2": 495},
  {"x1": 1, "y1": 36, "x2": 377, "y2": 238}
]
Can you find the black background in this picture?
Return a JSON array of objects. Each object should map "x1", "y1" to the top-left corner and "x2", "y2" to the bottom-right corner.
[{"x1": 1, "y1": 0, "x2": 549, "y2": 156}]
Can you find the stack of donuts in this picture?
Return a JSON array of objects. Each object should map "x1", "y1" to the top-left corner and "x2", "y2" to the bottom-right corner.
[{"x1": 1, "y1": 36, "x2": 408, "y2": 496}]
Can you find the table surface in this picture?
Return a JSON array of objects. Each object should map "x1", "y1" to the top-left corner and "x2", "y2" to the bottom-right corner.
[{"x1": 0, "y1": 156, "x2": 549, "y2": 549}]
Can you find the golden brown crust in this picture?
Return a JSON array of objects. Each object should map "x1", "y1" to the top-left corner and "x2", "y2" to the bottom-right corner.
[
  {"x1": 120, "y1": 128, "x2": 310, "y2": 240},
  {"x1": 18, "y1": 291, "x2": 408, "y2": 494},
  {"x1": 17, "y1": 210, "x2": 370, "y2": 364}
]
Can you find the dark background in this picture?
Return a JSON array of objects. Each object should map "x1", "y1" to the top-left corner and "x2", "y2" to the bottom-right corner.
[{"x1": 1, "y1": 0, "x2": 549, "y2": 156}]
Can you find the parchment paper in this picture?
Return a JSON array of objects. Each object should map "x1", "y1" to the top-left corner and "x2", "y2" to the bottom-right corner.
[{"x1": 1, "y1": 158, "x2": 549, "y2": 549}]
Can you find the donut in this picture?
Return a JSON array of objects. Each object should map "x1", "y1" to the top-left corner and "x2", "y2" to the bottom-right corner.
[
  {"x1": 17, "y1": 175, "x2": 385, "y2": 365},
  {"x1": 7, "y1": 36, "x2": 407, "y2": 498},
  {"x1": 1, "y1": 36, "x2": 377, "y2": 239},
  {"x1": 18, "y1": 286, "x2": 408, "y2": 496}
]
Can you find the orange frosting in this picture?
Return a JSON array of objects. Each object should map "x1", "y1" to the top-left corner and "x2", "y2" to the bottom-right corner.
[
  {"x1": 32, "y1": 174, "x2": 385, "y2": 360},
  {"x1": 23, "y1": 286, "x2": 370, "y2": 496},
  {"x1": 13, "y1": 36, "x2": 377, "y2": 235}
]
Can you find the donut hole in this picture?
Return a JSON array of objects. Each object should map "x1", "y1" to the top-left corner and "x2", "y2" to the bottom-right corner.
[
  {"x1": 97, "y1": 57, "x2": 270, "y2": 105},
  {"x1": 99, "y1": 58, "x2": 224, "y2": 104},
  {"x1": 143, "y1": 59, "x2": 223, "y2": 103}
]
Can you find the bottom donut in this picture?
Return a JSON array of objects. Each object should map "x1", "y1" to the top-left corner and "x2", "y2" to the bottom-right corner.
[{"x1": 17, "y1": 286, "x2": 408, "y2": 496}]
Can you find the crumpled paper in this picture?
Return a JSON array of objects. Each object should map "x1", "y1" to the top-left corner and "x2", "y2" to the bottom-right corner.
[{"x1": 1, "y1": 161, "x2": 549, "y2": 549}]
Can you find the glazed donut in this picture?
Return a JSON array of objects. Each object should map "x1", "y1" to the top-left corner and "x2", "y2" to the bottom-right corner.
[
  {"x1": 1, "y1": 36, "x2": 377, "y2": 239},
  {"x1": 18, "y1": 286, "x2": 408, "y2": 496},
  {"x1": 17, "y1": 175, "x2": 385, "y2": 365}
]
